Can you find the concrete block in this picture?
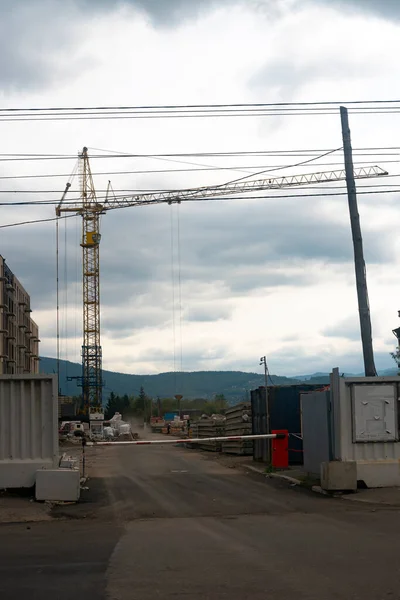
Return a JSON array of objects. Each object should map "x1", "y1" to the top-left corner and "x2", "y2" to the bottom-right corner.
[
  {"x1": 35, "y1": 469, "x2": 80, "y2": 502},
  {"x1": 321, "y1": 461, "x2": 357, "y2": 491}
]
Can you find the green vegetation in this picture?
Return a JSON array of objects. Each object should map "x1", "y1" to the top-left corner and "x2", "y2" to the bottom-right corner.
[{"x1": 104, "y1": 389, "x2": 229, "y2": 420}]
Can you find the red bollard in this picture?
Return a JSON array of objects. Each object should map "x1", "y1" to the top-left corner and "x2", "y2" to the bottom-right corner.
[{"x1": 271, "y1": 429, "x2": 289, "y2": 469}]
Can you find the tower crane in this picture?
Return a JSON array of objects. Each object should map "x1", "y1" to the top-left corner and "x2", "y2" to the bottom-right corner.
[{"x1": 56, "y1": 147, "x2": 387, "y2": 415}]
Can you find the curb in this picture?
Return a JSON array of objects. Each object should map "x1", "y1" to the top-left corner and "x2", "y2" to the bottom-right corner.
[
  {"x1": 339, "y1": 494, "x2": 400, "y2": 507},
  {"x1": 243, "y1": 464, "x2": 332, "y2": 495},
  {"x1": 243, "y1": 463, "x2": 400, "y2": 505}
]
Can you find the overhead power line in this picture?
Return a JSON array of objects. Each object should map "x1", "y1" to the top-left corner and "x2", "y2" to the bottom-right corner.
[
  {"x1": 4, "y1": 110, "x2": 400, "y2": 122},
  {"x1": 1, "y1": 100, "x2": 400, "y2": 112},
  {"x1": 0, "y1": 159, "x2": 399, "y2": 181},
  {"x1": 0, "y1": 147, "x2": 398, "y2": 162},
  {"x1": 0, "y1": 188, "x2": 399, "y2": 225},
  {"x1": 2, "y1": 181, "x2": 400, "y2": 197},
  {"x1": 1, "y1": 146, "x2": 400, "y2": 158},
  {"x1": 221, "y1": 148, "x2": 342, "y2": 187},
  {"x1": 1, "y1": 158, "x2": 400, "y2": 181},
  {"x1": 1, "y1": 101, "x2": 400, "y2": 122}
]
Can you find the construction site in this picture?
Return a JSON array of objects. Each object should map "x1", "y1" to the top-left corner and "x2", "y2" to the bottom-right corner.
[{"x1": 2, "y1": 101, "x2": 400, "y2": 600}]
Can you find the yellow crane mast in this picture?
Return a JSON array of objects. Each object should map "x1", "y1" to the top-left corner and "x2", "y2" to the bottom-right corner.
[
  {"x1": 57, "y1": 147, "x2": 104, "y2": 411},
  {"x1": 56, "y1": 148, "x2": 387, "y2": 415}
]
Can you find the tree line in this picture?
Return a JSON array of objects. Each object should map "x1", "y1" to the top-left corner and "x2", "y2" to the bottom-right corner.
[{"x1": 104, "y1": 386, "x2": 228, "y2": 420}]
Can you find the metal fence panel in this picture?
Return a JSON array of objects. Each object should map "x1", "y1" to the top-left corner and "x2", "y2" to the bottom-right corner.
[
  {"x1": 0, "y1": 375, "x2": 59, "y2": 488},
  {"x1": 301, "y1": 390, "x2": 333, "y2": 476}
]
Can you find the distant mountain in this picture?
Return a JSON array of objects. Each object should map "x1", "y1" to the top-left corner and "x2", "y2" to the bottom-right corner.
[
  {"x1": 379, "y1": 368, "x2": 398, "y2": 376},
  {"x1": 295, "y1": 368, "x2": 399, "y2": 384},
  {"x1": 39, "y1": 356, "x2": 302, "y2": 404},
  {"x1": 42, "y1": 356, "x2": 397, "y2": 404},
  {"x1": 295, "y1": 372, "x2": 329, "y2": 381}
]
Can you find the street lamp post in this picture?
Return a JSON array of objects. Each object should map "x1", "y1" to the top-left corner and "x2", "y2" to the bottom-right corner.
[{"x1": 260, "y1": 356, "x2": 271, "y2": 463}]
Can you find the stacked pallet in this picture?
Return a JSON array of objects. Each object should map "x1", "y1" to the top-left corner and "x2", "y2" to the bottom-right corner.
[
  {"x1": 196, "y1": 414, "x2": 226, "y2": 452},
  {"x1": 222, "y1": 403, "x2": 253, "y2": 455},
  {"x1": 190, "y1": 421, "x2": 199, "y2": 439},
  {"x1": 150, "y1": 417, "x2": 165, "y2": 433}
]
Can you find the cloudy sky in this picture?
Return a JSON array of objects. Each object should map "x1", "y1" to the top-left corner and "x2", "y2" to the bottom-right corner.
[{"x1": 1, "y1": 0, "x2": 400, "y2": 377}]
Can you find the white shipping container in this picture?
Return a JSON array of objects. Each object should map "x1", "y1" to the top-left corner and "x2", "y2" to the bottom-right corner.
[{"x1": 0, "y1": 375, "x2": 59, "y2": 488}]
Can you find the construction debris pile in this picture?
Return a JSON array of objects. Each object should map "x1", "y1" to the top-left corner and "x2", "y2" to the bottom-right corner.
[
  {"x1": 104, "y1": 413, "x2": 133, "y2": 440},
  {"x1": 222, "y1": 403, "x2": 253, "y2": 456}
]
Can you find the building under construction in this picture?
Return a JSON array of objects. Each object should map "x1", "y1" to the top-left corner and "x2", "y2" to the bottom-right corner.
[{"x1": 0, "y1": 256, "x2": 39, "y2": 374}]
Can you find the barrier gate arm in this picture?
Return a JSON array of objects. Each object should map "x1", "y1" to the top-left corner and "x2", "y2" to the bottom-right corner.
[{"x1": 88, "y1": 433, "x2": 287, "y2": 446}]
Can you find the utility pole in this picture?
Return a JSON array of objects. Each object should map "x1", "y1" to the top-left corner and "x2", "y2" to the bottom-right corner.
[
  {"x1": 260, "y1": 356, "x2": 271, "y2": 462},
  {"x1": 56, "y1": 182, "x2": 71, "y2": 397},
  {"x1": 340, "y1": 106, "x2": 377, "y2": 377}
]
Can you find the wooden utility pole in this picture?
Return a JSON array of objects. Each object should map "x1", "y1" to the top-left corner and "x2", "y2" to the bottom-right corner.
[{"x1": 340, "y1": 106, "x2": 376, "y2": 376}]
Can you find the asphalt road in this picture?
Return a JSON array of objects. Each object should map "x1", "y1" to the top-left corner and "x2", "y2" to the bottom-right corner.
[{"x1": 2, "y1": 443, "x2": 400, "y2": 599}]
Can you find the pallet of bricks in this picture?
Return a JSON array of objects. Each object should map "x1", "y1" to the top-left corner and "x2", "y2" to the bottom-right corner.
[
  {"x1": 222, "y1": 402, "x2": 252, "y2": 455},
  {"x1": 196, "y1": 414, "x2": 226, "y2": 452}
]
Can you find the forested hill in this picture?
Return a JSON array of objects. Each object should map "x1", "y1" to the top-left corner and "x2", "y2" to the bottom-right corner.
[{"x1": 39, "y1": 356, "x2": 301, "y2": 404}]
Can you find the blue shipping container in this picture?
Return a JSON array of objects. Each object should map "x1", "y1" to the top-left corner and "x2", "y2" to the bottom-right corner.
[{"x1": 164, "y1": 412, "x2": 179, "y2": 422}]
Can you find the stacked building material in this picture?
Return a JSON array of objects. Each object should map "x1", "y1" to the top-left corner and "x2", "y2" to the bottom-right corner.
[
  {"x1": 196, "y1": 414, "x2": 226, "y2": 452},
  {"x1": 190, "y1": 421, "x2": 199, "y2": 439},
  {"x1": 222, "y1": 402, "x2": 253, "y2": 455},
  {"x1": 150, "y1": 417, "x2": 165, "y2": 433}
]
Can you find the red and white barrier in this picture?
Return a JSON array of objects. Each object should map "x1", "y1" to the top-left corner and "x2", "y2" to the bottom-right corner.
[{"x1": 88, "y1": 433, "x2": 286, "y2": 446}]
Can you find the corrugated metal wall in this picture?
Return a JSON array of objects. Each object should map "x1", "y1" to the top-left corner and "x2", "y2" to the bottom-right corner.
[
  {"x1": 0, "y1": 375, "x2": 59, "y2": 488},
  {"x1": 301, "y1": 390, "x2": 333, "y2": 476}
]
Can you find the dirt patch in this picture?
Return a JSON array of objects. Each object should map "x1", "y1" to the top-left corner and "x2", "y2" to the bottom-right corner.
[{"x1": 0, "y1": 490, "x2": 53, "y2": 524}]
